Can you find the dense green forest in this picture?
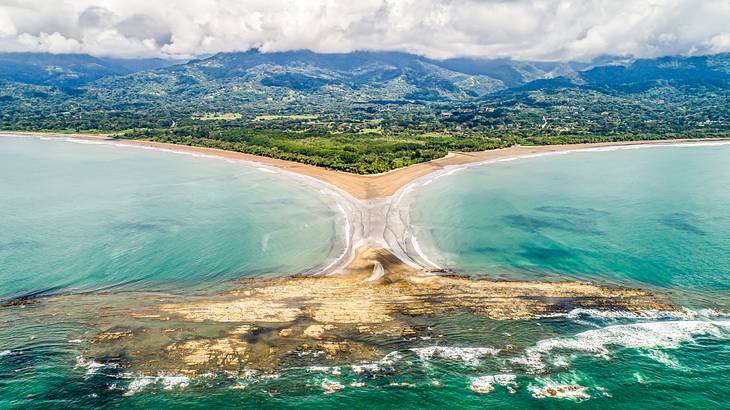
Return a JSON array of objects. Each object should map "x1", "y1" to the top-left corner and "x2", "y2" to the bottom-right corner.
[{"x1": 1, "y1": 51, "x2": 729, "y2": 173}]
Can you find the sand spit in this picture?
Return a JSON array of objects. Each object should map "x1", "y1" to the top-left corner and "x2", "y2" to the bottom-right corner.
[
  {"x1": 72, "y1": 249, "x2": 674, "y2": 375},
  {"x1": 3, "y1": 132, "x2": 727, "y2": 200},
  {"x1": 4, "y1": 132, "x2": 729, "y2": 274},
  {"x1": 0, "y1": 133, "x2": 712, "y2": 377}
]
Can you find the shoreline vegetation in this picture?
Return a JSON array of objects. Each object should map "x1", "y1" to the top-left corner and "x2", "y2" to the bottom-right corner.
[{"x1": 4, "y1": 131, "x2": 728, "y2": 199}]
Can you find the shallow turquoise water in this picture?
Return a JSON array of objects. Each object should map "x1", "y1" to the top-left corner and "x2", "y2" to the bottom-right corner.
[
  {"x1": 1, "y1": 139, "x2": 729, "y2": 408},
  {"x1": 411, "y1": 144, "x2": 730, "y2": 307},
  {"x1": 0, "y1": 136, "x2": 341, "y2": 300}
]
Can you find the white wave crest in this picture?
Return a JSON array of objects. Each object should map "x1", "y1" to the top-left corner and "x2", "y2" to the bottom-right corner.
[
  {"x1": 159, "y1": 375, "x2": 191, "y2": 390},
  {"x1": 308, "y1": 366, "x2": 342, "y2": 376},
  {"x1": 0, "y1": 350, "x2": 12, "y2": 357},
  {"x1": 123, "y1": 377, "x2": 155, "y2": 396},
  {"x1": 555, "y1": 308, "x2": 730, "y2": 321},
  {"x1": 351, "y1": 363, "x2": 381, "y2": 374},
  {"x1": 410, "y1": 235, "x2": 441, "y2": 269},
  {"x1": 350, "y1": 351, "x2": 402, "y2": 374},
  {"x1": 642, "y1": 350, "x2": 687, "y2": 370},
  {"x1": 75, "y1": 356, "x2": 116, "y2": 376},
  {"x1": 122, "y1": 374, "x2": 191, "y2": 396},
  {"x1": 411, "y1": 346, "x2": 500, "y2": 366},
  {"x1": 469, "y1": 374, "x2": 518, "y2": 394},
  {"x1": 513, "y1": 320, "x2": 730, "y2": 372},
  {"x1": 65, "y1": 138, "x2": 104, "y2": 145}
]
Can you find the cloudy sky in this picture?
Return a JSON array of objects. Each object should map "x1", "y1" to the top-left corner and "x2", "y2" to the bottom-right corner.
[{"x1": 1, "y1": 0, "x2": 729, "y2": 61}]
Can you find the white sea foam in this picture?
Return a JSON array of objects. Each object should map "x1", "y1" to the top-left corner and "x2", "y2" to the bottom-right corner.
[
  {"x1": 308, "y1": 366, "x2": 341, "y2": 376},
  {"x1": 122, "y1": 374, "x2": 191, "y2": 396},
  {"x1": 159, "y1": 375, "x2": 191, "y2": 390},
  {"x1": 350, "y1": 351, "x2": 403, "y2": 374},
  {"x1": 513, "y1": 320, "x2": 730, "y2": 372},
  {"x1": 409, "y1": 235, "x2": 441, "y2": 269},
  {"x1": 0, "y1": 350, "x2": 12, "y2": 357},
  {"x1": 411, "y1": 346, "x2": 500, "y2": 366},
  {"x1": 123, "y1": 377, "x2": 155, "y2": 396},
  {"x1": 65, "y1": 138, "x2": 104, "y2": 145},
  {"x1": 351, "y1": 363, "x2": 381, "y2": 374},
  {"x1": 642, "y1": 350, "x2": 686, "y2": 370},
  {"x1": 554, "y1": 307, "x2": 730, "y2": 321},
  {"x1": 469, "y1": 374, "x2": 518, "y2": 394},
  {"x1": 380, "y1": 351, "x2": 402, "y2": 365},
  {"x1": 75, "y1": 356, "x2": 115, "y2": 376},
  {"x1": 315, "y1": 200, "x2": 353, "y2": 275}
]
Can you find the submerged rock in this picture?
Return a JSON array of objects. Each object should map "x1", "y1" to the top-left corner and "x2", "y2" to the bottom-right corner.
[{"x1": 70, "y1": 247, "x2": 674, "y2": 376}]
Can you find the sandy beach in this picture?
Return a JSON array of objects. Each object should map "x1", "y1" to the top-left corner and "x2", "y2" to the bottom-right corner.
[
  {"x1": 4, "y1": 132, "x2": 730, "y2": 276},
  {"x1": 1, "y1": 131, "x2": 723, "y2": 382},
  {"x1": 5, "y1": 131, "x2": 728, "y2": 200}
]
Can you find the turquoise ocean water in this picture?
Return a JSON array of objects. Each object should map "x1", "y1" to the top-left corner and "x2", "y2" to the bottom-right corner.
[
  {"x1": 411, "y1": 143, "x2": 730, "y2": 306},
  {"x1": 1, "y1": 138, "x2": 729, "y2": 408},
  {"x1": 0, "y1": 136, "x2": 341, "y2": 300}
]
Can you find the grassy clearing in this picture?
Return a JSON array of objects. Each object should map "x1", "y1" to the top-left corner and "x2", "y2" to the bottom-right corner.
[{"x1": 253, "y1": 114, "x2": 319, "y2": 121}]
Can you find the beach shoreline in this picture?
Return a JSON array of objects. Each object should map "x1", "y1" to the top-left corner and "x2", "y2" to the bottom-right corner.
[
  {"x1": 4, "y1": 132, "x2": 730, "y2": 276},
  {"x1": 3, "y1": 131, "x2": 728, "y2": 200},
  {"x1": 3, "y1": 132, "x2": 729, "y2": 388}
]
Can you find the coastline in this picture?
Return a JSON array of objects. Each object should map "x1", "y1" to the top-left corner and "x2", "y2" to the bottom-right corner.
[
  {"x1": 0, "y1": 132, "x2": 365, "y2": 277},
  {"x1": 4, "y1": 132, "x2": 730, "y2": 276},
  {"x1": 4, "y1": 132, "x2": 730, "y2": 393},
  {"x1": 3, "y1": 131, "x2": 728, "y2": 200},
  {"x1": 385, "y1": 139, "x2": 730, "y2": 270}
]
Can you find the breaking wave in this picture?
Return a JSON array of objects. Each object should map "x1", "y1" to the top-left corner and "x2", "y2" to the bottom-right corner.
[
  {"x1": 513, "y1": 320, "x2": 730, "y2": 372},
  {"x1": 410, "y1": 346, "x2": 500, "y2": 365}
]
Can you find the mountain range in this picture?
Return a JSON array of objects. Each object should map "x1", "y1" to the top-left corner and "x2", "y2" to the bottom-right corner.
[
  {"x1": 2, "y1": 50, "x2": 729, "y2": 94},
  {"x1": 1, "y1": 49, "x2": 729, "y2": 135},
  {"x1": 1, "y1": 49, "x2": 728, "y2": 173}
]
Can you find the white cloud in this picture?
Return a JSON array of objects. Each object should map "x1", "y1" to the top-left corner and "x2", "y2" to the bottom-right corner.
[
  {"x1": 0, "y1": 8, "x2": 17, "y2": 37},
  {"x1": 0, "y1": 0, "x2": 728, "y2": 61}
]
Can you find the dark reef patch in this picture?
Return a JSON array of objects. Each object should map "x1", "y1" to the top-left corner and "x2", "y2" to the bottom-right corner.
[
  {"x1": 502, "y1": 214, "x2": 602, "y2": 235},
  {"x1": 534, "y1": 206, "x2": 610, "y2": 218},
  {"x1": 658, "y1": 212, "x2": 705, "y2": 235}
]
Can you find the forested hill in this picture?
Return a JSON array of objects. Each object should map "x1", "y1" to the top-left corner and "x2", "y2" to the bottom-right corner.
[
  {"x1": 0, "y1": 52, "x2": 182, "y2": 88},
  {"x1": 1, "y1": 50, "x2": 729, "y2": 173}
]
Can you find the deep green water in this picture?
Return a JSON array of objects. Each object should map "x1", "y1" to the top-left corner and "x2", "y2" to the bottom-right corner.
[{"x1": 1, "y1": 139, "x2": 729, "y2": 408}]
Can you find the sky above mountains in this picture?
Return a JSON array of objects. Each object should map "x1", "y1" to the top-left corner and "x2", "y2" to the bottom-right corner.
[{"x1": 1, "y1": 0, "x2": 729, "y2": 61}]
